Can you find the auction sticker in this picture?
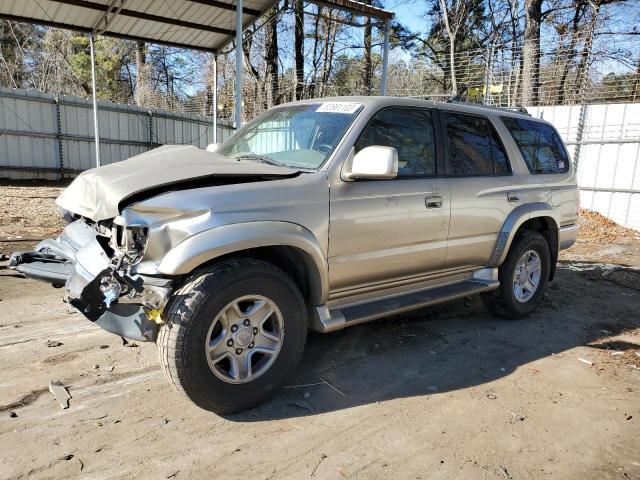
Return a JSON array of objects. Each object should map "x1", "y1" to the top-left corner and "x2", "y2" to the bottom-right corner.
[{"x1": 316, "y1": 102, "x2": 362, "y2": 114}]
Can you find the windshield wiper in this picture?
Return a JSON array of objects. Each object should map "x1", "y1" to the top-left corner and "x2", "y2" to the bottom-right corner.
[{"x1": 233, "y1": 154, "x2": 283, "y2": 167}]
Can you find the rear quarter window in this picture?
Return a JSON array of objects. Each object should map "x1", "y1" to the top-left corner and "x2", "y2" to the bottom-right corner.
[{"x1": 501, "y1": 116, "x2": 569, "y2": 174}]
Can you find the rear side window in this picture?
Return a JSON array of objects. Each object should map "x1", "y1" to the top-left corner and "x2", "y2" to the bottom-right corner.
[
  {"x1": 501, "y1": 116, "x2": 569, "y2": 174},
  {"x1": 355, "y1": 107, "x2": 437, "y2": 177},
  {"x1": 442, "y1": 112, "x2": 510, "y2": 176}
]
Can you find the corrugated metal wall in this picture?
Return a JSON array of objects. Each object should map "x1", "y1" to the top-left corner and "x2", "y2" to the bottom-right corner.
[
  {"x1": 528, "y1": 103, "x2": 640, "y2": 230},
  {"x1": 0, "y1": 87, "x2": 235, "y2": 180}
]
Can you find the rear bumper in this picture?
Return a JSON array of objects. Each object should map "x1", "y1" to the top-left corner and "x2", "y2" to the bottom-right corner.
[
  {"x1": 9, "y1": 220, "x2": 173, "y2": 342},
  {"x1": 559, "y1": 224, "x2": 579, "y2": 250}
]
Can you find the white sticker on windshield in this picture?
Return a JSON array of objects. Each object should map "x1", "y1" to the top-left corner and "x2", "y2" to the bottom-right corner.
[{"x1": 316, "y1": 102, "x2": 362, "y2": 114}]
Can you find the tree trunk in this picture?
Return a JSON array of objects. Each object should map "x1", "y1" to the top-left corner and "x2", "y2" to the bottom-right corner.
[
  {"x1": 294, "y1": 0, "x2": 304, "y2": 100},
  {"x1": 265, "y1": 7, "x2": 279, "y2": 107},
  {"x1": 522, "y1": 0, "x2": 542, "y2": 106},
  {"x1": 134, "y1": 41, "x2": 149, "y2": 106},
  {"x1": 557, "y1": 3, "x2": 583, "y2": 105},
  {"x1": 438, "y1": 0, "x2": 457, "y2": 95},
  {"x1": 575, "y1": 1, "x2": 600, "y2": 100},
  {"x1": 363, "y1": 1, "x2": 372, "y2": 95},
  {"x1": 310, "y1": 6, "x2": 322, "y2": 98}
]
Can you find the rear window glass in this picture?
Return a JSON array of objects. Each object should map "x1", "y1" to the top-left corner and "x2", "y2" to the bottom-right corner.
[
  {"x1": 501, "y1": 116, "x2": 569, "y2": 174},
  {"x1": 442, "y1": 112, "x2": 511, "y2": 176}
]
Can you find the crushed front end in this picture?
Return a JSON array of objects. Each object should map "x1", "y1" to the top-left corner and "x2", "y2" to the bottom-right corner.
[{"x1": 9, "y1": 217, "x2": 173, "y2": 342}]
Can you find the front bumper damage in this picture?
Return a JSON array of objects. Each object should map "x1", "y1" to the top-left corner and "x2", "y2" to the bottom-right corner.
[{"x1": 9, "y1": 220, "x2": 173, "y2": 342}]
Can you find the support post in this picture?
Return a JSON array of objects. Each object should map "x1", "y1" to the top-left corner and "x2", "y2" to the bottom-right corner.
[
  {"x1": 89, "y1": 34, "x2": 101, "y2": 167},
  {"x1": 54, "y1": 95, "x2": 64, "y2": 180},
  {"x1": 235, "y1": 0, "x2": 243, "y2": 128},
  {"x1": 380, "y1": 19, "x2": 390, "y2": 96},
  {"x1": 213, "y1": 53, "x2": 218, "y2": 143},
  {"x1": 573, "y1": 103, "x2": 588, "y2": 169}
]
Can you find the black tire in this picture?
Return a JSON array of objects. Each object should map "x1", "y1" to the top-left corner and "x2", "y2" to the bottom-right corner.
[
  {"x1": 157, "y1": 258, "x2": 307, "y2": 414},
  {"x1": 482, "y1": 230, "x2": 551, "y2": 319}
]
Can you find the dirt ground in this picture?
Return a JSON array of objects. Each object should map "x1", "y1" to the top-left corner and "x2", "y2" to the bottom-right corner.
[{"x1": 0, "y1": 183, "x2": 639, "y2": 480}]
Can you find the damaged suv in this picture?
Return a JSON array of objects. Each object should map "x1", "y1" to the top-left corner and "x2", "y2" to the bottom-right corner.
[{"x1": 11, "y1": 97, "x2": 578, "y2": 413}]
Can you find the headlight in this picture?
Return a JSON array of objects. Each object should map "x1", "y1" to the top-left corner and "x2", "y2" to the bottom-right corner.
[{"x1": 111, "y1": 216, "x2": 148, "y2": 264}]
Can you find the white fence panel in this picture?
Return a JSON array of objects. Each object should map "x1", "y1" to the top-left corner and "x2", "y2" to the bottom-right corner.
[{"x1": 528, "y1": 103, "x2": 640, "y2": 230}]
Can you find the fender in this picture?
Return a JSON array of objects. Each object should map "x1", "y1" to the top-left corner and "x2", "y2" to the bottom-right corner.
[
  {"x1": 157, "y1": 221, "x2": 329, "y2": 303},
  {"x1": 489, "y1": 202, "x2": 560, "y2": 267}
]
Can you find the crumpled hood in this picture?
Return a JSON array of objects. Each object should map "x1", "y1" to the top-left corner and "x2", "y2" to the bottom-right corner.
[{"x1": 56, "y1": 145, "x2": 298, "y2": 221}]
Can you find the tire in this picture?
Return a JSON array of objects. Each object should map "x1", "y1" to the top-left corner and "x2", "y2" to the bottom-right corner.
[
  {"x1": 482, "y1": 230, "x2": 551, "y2": 320},
  {"x1": 157, "y1": 258, "x2": 307, "y2": 414}
]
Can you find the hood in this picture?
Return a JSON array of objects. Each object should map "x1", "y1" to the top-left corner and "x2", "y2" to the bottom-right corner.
[{"x1": 56, "y1": 145, "x2": 299, "y2": 221}]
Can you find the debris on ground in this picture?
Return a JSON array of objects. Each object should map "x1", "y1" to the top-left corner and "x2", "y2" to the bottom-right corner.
[
  {"x1": 49, "y1": 380, "x2": 71, "y2": 409},
  {"x1": 578, "y1": 358, "x2": 594, "y2": 366},
  {"x1": 289, "y1": 400, "x2": 313, "y2": 413},
  {"x1": 507, "y1": 410, "x2": 526, "y2": 422},
  {"x1": 310, "y1": 453, "x2": 327, "y2": 477},
  {"x1": 46, "y1": 340, "x2": 63, "y2": 348},
  {"x1": 319, "y1": 377, "x2": 346, "y2": 397},
  {"x1": 497, "y1": 464, "x2": 513, "y2": 479},
  {"x1": 576, "y1": 209, "x2": 639, "y2": 245},
  {"x1": 9, "y1": 411, "x2": 17, "y2": 418},
  {"x1": 0, "y1": 181, "x2": 65, "y2": 255}
]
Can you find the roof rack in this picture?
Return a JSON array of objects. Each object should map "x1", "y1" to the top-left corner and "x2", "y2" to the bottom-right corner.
[{"x1": 445, "y1": 96, "x2": 531, "y2": 116}]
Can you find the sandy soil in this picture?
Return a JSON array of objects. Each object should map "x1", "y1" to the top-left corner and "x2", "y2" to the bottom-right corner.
[{"x1": 0, "y1": 185, "x2": 639, "y2": 480}]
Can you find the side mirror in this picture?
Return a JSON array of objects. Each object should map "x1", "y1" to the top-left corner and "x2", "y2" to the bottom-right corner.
[
  {"x1": 206, "y1": 143, "x2": 219, "y2": 153},
  {"x1": 342, "y1": 146, "x2": 398, "y2": 181}
]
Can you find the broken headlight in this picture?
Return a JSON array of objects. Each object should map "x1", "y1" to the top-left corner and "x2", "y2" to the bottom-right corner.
[
  {"x1": 111, "y1": 216, "x2": 148, "y2": 264},
  {"x1": 57, "y1": 206, "x2": 78, "y2": 224}
]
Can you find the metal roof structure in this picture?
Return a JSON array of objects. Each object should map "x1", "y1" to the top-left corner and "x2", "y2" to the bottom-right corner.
[
  {"x1": 0, "y1": 0, "x2": 394, "y2": 166},
  {"x1": 0, "y1": 0, "x2": 392, "y2": 52}
]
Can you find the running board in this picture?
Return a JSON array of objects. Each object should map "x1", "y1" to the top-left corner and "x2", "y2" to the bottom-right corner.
[{"x1": 311, "y1": 274, "x2": 499, "y2": 333}]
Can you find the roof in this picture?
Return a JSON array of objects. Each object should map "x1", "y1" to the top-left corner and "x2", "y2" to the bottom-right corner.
[
  {"x1": 0, "y1": 0, "x2": 393, "y2": 53},
  {"x1": 272, "y1": 95, "x2": 538, "y2": 120}
]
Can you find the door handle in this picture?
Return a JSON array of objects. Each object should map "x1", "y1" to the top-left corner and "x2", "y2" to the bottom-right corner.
[
  {"x1": 507, "y1": 191, "x2": 520, "y2": 202},
  {"x1": 425, "y1": 195, "x2": 443, "y2": 208}
]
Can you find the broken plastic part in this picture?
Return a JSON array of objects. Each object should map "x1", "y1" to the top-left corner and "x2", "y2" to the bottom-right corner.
[
  {"x1": 99, "y1": 276, "x2": 121, "y2": 308},
  {"x1": 145, "y1": 308, "x2": 164, "y2": 325}
]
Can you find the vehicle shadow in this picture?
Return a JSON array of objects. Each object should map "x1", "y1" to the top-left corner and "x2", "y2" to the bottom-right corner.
[{"x1": 226, "y1": 264, "x2": 640, "y2": 422}]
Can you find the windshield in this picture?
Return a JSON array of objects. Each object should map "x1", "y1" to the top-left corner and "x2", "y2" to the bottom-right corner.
[{"x1": 218, "y1": 102, "x2": 362, "y2": 169}]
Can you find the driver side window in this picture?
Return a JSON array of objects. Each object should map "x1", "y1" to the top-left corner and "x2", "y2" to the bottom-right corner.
[{"x1": 355, "y1": 107, "x2": 437, "y2": 177}]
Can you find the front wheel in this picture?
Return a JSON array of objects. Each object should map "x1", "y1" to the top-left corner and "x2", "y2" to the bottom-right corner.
[
  {"x1": 483, "y1": 231, "x2": 551, "y2": 319},
  {"x1": 157, "y1": 258, "x2": 307, "y2": 414}
]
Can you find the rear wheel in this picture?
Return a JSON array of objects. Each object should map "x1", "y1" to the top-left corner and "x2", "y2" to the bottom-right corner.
[
  {"x1": 157, "y1": 258, "x2": 307, "y2": 414},
  {"x1": 483, "y1": 231, "x2": 551, "y2": 319}
]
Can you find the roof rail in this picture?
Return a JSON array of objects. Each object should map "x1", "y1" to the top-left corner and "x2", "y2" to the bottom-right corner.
[{"x1": 445, "y1": 95, "x2": 531, "y2": 116}]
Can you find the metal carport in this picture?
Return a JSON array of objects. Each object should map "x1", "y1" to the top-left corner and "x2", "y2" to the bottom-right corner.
[{"x1": 0, "y1": 0, "x2": 393, "y2": 167}]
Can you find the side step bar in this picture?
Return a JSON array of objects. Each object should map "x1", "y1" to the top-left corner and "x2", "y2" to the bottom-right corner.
[{"x1": 312, "y1": 273, "x2": 499, "y2": 333}]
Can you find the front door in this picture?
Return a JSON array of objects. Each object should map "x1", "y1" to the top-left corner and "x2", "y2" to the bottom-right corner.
[{"x1": 328, "y1": 107, "x2": 451, "y2": 293}]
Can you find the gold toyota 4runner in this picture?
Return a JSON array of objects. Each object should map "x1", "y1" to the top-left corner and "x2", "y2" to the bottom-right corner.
[{"x1": 10, "y1": 97, "x2": 579, "y2": 413}]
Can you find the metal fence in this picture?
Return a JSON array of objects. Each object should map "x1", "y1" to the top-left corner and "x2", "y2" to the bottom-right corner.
[
  {"x1": 528, "y1": 102, "x2": 640, "y2": 230},
  {"x1": 0, "y1": 87, "x2": 235, "y2": 180}
]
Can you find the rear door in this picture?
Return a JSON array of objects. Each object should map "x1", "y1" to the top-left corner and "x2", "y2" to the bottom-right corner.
[{"x1": 438, "y1": 110, "x2": 520, "y2": 268}]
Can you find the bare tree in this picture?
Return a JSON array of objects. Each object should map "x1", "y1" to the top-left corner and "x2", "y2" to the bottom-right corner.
[
  {"x1": 522, "y1": 0, "x2": 543, "y2": 106},
  {"x1": 294, "y1": 0, "x2": 304, "y2": 100},
  {"x1": 265, "y1": 7, "x2": 279, "y2": 106}
]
